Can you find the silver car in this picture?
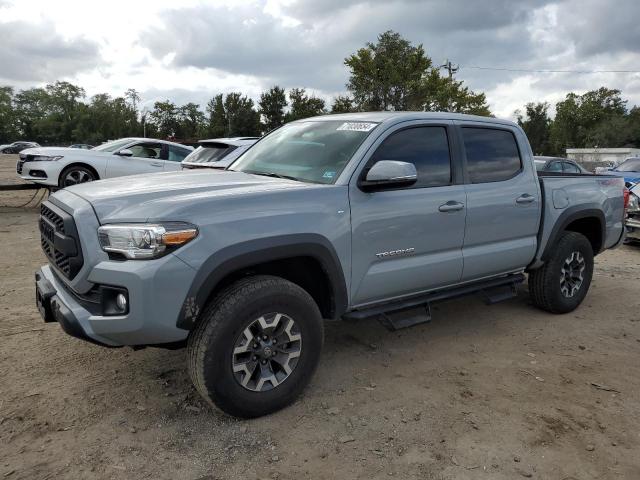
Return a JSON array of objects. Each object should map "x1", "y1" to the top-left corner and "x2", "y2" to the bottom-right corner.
[{"x1": 181, "y1": 137, "x2": 259, "y2": 170}]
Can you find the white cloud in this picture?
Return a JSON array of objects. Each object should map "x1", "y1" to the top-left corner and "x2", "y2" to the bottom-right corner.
[{"x1": 0, "y1": 0, "x2": 639, "y2": 117}]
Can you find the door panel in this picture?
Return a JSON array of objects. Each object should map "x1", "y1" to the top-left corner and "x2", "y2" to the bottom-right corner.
[
  {"x1": 350, "y1": 185, "x2": 467, "y2": 305},
  {"x1": 349, "y1": 123, "x2": 466, "y2": 307},
  {"x1": 459, "y1": 126, "x2": 539, "y2": 280}
]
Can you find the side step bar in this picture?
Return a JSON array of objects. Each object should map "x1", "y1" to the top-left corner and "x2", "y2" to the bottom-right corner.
[{"x1": 343, "y1": 273, "x2": 525, "y2": 330}]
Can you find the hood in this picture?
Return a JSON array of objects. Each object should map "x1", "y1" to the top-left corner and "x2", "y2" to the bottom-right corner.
[{"x1": 63, "y1": 169, "x2": 313, "y2": 222}]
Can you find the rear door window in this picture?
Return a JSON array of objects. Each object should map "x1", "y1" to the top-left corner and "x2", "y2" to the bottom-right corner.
[
  {"x1": 563, "y1": 162, "x2": 580, "y2": 174},
  {"x1": 547, "y1": 161, "x2": 563, "y2": 172},
  {"x1": 167, "y1": 145, "x2": 191, "y2": 162},
  {"x1": 462, "y1": 128, "x2": 522, "y2": 183}
]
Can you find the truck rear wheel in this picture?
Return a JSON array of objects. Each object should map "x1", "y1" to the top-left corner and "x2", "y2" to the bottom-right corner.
[
  {"x1": 187, "y1": 275, "x2": 324, "y2": 418},
  {"x1": 529, "y1": 231, "x2": 594, "y2": 314}
]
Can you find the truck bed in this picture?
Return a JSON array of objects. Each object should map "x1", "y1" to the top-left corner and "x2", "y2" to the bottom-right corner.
[{"x1": 532, "y1": 173, "x2": 625, "y2": 267}]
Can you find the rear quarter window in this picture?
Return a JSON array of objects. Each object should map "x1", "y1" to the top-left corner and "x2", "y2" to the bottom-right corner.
[{"x1": 462, "y1": 128, "x2": 522, "y2": 183}]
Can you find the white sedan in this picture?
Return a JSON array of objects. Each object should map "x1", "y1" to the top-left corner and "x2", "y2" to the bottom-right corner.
[{"x1": 16, "y1": 138, "x2": 193, "y2": 188}]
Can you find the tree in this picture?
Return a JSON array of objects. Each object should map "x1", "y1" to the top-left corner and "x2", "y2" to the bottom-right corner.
[
  {"x1": 206, "y1": 94, "x2": 228, "y2": 138},
  {"x1": 0, "y1": 86, "x2": 17, "y2": 143},
  {"x1": 550, "y1": 87, "x2": 628, "y2": 153},
  {"x1": 149, "y1": 100, "x2": 179, "y2": 138},
  {"x1": 345, "y1": 30, "x2": 429, "y2": 111},
  {"x1": 124, "y1": 89, "x2": 141, "y2": 112},
  {"x1": 259, "y1": 86, "x2": 287, "y2": 132},
  {"x1": 344, "y1": 30, "x2": 490, "y2": 115},
  {"x1": 516, "y1": 102, "x2": 551, "y2": 155},
  {"x1": 330, "y1": 95, "x2": 356, "y2": 113},
  {"x1": 225, "y1": 93, "x2": 261, "y2": 136},
  {"x1": 286, "y1": 88, "x2": 325, "y2": 121},
  {"x1": 177, "y1": 102, "x2": 205, "y2": 139}
]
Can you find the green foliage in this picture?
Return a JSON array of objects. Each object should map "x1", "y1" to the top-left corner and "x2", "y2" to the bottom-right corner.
[
  {"x1": 206, "y1": 94, "x2": 228, "y2": 138},
  {"x1": 516, "y1": 102, "x2": 551, "y2": 155},
  {"x1": 330, "y1": 95, "x2": 357, "y2": 113},
  {"x1": 259, "y1": 86, "x2": 287, "y2": 132},
  {"x1": 0, "y1": 86, "x2": 17, "y2": 142},
  {"x1": 205, "y1": 93, "x2": 261, "y2": 138},
  {"x1": 286, "y1": 88, "x2": 326, "y2": 121},
  {"x1": 149, "y1": 100, "x2": 179, "y2": 138},
  {"x1": 549, "y1": 88, "x2": 629, "y2": 153},
  {"x1": 344, "y1": 30, "x2": 491, "y2": 115}
]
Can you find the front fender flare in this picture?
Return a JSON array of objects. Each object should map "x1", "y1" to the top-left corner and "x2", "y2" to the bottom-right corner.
[{"x1": 176, "y1": 234, "x2": 348, "y2": 330}]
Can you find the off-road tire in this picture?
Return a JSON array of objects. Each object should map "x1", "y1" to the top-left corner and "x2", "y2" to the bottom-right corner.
[
  {"x1": 529, "y1": 231, "x2": 594, "y2": 313},
  {"x1": 187, "y1": 275, "x2": 324, "y2": 418}
]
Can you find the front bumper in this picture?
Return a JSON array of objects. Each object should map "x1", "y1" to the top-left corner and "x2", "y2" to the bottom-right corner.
[
  {"x1": 36, "y1": 252, "x2": 197, "y2": 347},
  {"x1": 18, "y1": 160, "x2": 59, "y2": 186}
]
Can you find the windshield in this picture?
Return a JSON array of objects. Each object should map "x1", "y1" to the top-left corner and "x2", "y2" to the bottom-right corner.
[
  {"x1": 534, "y1": 160, "x2": 546, "y2": 171},
  {"x1": 184, "y1": 144, "x2": 235, "y2": 164},
  {"x1": 230, "y1": 120, "x2": 378, "y2": 184},
  {"x1": 92, "y1": 138, "x2": 133, "y2": 152},
  {"x1": 615, "y1": 158, "x2": 640, "y2": 172}
]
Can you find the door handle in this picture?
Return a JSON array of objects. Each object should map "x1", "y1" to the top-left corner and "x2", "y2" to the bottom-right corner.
[
  {"x1": 151, "y1": 162, "x2": 163, "y2": 167},
  {"x1": 438, "y1": 201, "x2": 465, "y2": 212},
  {"x1": 516, "y1": 194, "x2": 535, "y2": 204}
]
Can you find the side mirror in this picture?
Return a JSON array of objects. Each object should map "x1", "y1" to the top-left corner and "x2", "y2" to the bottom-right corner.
[
  {"x1": 359, "y1": 160, "x2": 417, "y2": 191},
  {"x1": 117, "y1": 148, "x2": 133, "y2": 157}
]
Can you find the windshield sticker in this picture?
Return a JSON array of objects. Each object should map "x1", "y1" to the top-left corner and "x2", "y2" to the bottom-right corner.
[
  {"x1": 322, "y1": 171, "x2": 336, "y2": 179},
  {"x1": 336, "y1": 122, "x2": 378, "y2": 132}
]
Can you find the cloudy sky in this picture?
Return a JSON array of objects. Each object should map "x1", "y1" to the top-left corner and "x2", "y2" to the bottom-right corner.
[{"x1": 1, "y1": 0, "x2": 639, "y2": 118}]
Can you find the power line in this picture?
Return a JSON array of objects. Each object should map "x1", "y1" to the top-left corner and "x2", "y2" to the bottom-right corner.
[{"x1": 460, "y1": 65, "x2": 640, "y2": 74}]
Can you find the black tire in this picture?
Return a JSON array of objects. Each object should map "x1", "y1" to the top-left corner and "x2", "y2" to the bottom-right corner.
[
  {"x1": 529, "y1": 231, "x2": 594, "y2": 314},
  {"x1": 187, "y1": 275, "x2": 324, "y2": 418},
  {"x1": 58, "y1": 165, "x2": 97, "y2": 188}
]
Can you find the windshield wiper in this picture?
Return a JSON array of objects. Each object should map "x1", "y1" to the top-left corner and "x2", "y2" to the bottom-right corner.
[{"x1": 244, "y1": 170, "x2": 302, "y2": 182}]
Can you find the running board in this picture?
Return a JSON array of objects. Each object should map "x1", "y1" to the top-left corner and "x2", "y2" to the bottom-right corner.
[
  {"x1": 343, "y1": 273, "x2": 525, "y2": 329},
  {"x1": 379, "y1": 304, "x2": 432, "y2": 331}
]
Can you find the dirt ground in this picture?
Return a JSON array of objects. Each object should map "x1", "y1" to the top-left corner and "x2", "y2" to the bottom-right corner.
[{"x1": 1, "y1": 153, "x2": 640, "y2": 479}]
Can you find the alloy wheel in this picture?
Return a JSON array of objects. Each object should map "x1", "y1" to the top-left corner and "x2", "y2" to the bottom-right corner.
[
  {"x1": 232, "y1": 312, "x2": 302, "y2": 392},
  {"x1": 560, "y1": 251, "x2": 585, "y2": 298}
]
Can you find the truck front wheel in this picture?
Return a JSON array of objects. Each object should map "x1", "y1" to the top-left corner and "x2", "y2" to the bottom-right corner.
[
  {"x1": 529, "y1": 231, "x2": 594, "y2": 314},
  {"x1": 187, "y1": 275, "x2": 324, "y2": 418}
]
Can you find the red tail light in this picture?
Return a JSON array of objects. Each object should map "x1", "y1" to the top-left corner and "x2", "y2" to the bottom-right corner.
[{"x1": 623, "y1": 186, "x2": 630, "y2": 214}]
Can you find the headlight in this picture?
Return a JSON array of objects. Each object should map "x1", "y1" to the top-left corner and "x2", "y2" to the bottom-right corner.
[
  {"x1": 98, "y1": 223, "x2": 198, "y2": 259},
  {"x1": 28, "y1": 155, "x2": 64, "y2": 162},
  {"x1": 629, "y1": 192, "x2": 640, "y2": 213}
]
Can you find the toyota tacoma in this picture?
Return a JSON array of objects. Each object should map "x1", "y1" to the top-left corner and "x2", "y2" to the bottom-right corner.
[{"x1": 35, "y1": 112, "x2": 627, "y2": 418}]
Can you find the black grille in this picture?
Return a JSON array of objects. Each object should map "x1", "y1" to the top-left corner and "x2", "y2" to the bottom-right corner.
[
  {"x1": 16, "y1": 160, "x2": 24, "y2": 174},
  {"x1": 39, "y1": 202, "x2": 83, "y2": 279}
]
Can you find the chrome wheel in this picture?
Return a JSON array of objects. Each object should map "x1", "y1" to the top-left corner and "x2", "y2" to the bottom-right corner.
[
  {"x1": 232, "y1": 312, "x2": 302, "y2": 392},
  {"x1": 63, "y1": 169, "x2": 93, "y2": 186},
  {"x1": 560, "y1": 251, "x2": 585, "y2": 298}
]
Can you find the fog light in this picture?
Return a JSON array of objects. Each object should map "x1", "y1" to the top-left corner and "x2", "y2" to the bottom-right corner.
[{"x1": 116, "y1": 293, "x2": 127, "y2": 312}]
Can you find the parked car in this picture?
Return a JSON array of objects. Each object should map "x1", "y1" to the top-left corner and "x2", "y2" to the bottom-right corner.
[
  {"x1": 1, "y1": 141, "x2": 40, "y2": 154},
  {"x1": 534, "y1": 156, "x2": 591, "y2": 174},
  {"x1": 69, "y1": 144, "x2": 95, "y2": 150},
  {"x1": 35, "y1": 112, "x2": 626, "y2": 418},
  {"x1": 181, "y1": 137, "x2": 259, "y2": 170},
  {"x1": 600, "y1": 157, "x2": 640, "y2": 187},
  {"x1": 17, "y1": 137, "x2": 193, "y2": 188},
  {"x1": 625, "y1": 182, "x2": 640, "y2": 242}
]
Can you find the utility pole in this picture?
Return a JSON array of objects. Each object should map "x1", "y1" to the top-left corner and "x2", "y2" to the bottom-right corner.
[
  {"x1": 439, "y1": 59, "x2": 459, "y2": 79},
  {"x1": 439, "y1": 59, "x2": 459, "y2": 112}
]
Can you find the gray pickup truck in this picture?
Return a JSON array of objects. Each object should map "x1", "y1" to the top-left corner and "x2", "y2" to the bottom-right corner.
[{"x1": 35, "y1": 112, "x2": 627, "y2": 418}]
